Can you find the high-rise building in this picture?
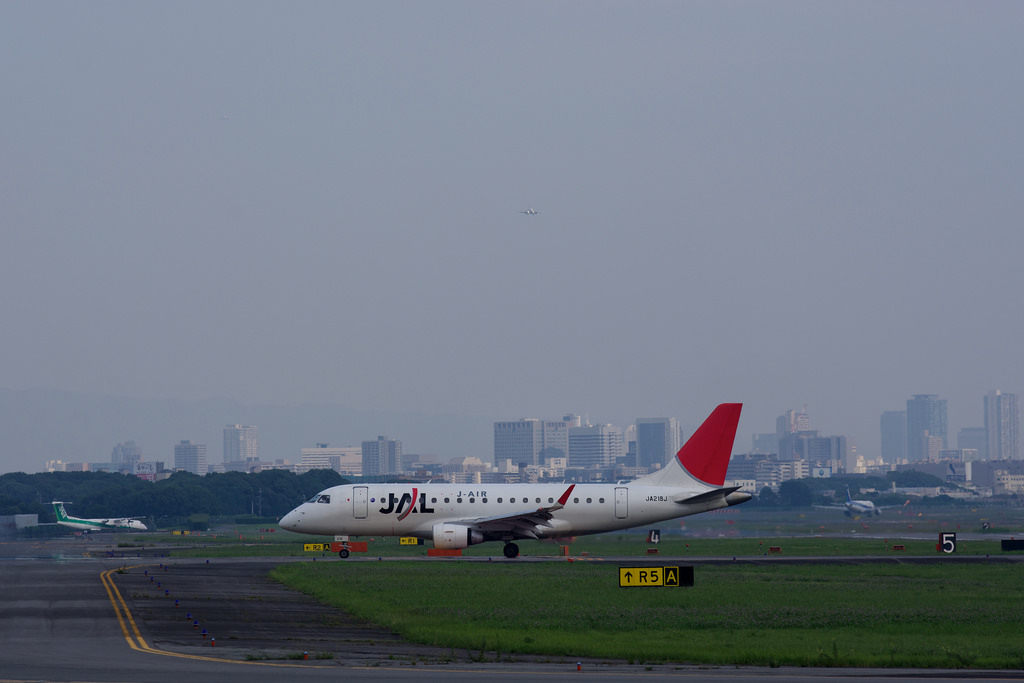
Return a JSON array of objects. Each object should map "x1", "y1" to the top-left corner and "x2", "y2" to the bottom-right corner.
[
  {"x1": 362, "y1": 436, "x2": 402, "y2": 477},
  {"x1": 174, "y1": 440, "x2": 207, "y2": 475},
  {"x1": 635, "y1": 418, "x2": 681, "y2": 471},
  {"x1": 906, "y1": 394, "x2": 947, "y2": 462},
  {"x1": 775, "y1": 408, "x2": 813, "y2": 462},
  {"x1": 880, "y1": 411, "x2": 907, "y2": 463},
  {"x1": 776, "y1": 408, "x2": 810, "y2": 440},
  {"x1": 541, "y1": 419, "x2": 571, "y2": 463},
  {"x1": 784, "y1": 432, "x2": 848, "y2": 469},
  {"x1": 985, "y1": 390, "x2": 1020, "y2": 460},
  {"x1": 493, "y1": 419, "x2": 569, "y2": 467},
  {"x1": 224, "y1": 425, "x2": 260, "y2": 465},
  {"x1": 568, "y1": 424, "x2": 624, "y2": 469},
  {"x1": 958, "y1": 427, "x2": 987, "y2": 460},
  {"x1": 751, "y1": 433, "x2": 778, "y2": 455},
  {"x1": 922, "y1": 433, "x2": 944, "y2": 462},
  {"x1": 111, "y1": 441, "x2": 142, "y2": 466}
]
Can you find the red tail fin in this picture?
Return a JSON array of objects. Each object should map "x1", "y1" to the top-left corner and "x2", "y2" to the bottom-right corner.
[{"x1": 676, "y1": 403, "x2": 742, "y2": 486}]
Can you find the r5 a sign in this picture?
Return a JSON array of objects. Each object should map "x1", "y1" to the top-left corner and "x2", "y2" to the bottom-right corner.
[{"x1": 939, "y1": 532, "x2": 957, "y2": 554}]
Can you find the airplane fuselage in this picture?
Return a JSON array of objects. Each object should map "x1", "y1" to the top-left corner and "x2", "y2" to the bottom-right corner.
[
  {"x1": 57, "y1": 518, "x2": 147, "y2": 531},
  {"x1": 280, "y1": 481, "x2": 745, "y2": 540},
  {"x1": 845, "y1": 500, "x2": 880, "y2": 516},
  {"x1": 52, "y1": 502, "x2": 147, "y2": 531},
  {"x1": 281, "y1": 403, "x2": 748, "y2": 557}
]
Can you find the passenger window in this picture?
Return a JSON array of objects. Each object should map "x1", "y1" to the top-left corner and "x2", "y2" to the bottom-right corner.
[
  {"x1": 444, "y1": 497, "x2": 450, "y2": 503},
  {"x1": 599, "y1": 498, "x2": 605, "y2": 503},
  {"x1": 497, "y1": 498, "x2": 503, "y2": 503},
  {"x1": 586, "y1": 498, "x2": 592, "y2": 504},
  {"x1": 548, "y1": 498, "x2": 554, "y2": 504},
  {"x1": 469, "y1": 497, "x2": 475, "y2": 503},
  {"x1": 482, "y1": 498, "x2": 487, "y2": 503},
  {"x1": 535, "y1": 498, "x2": 540, "y2": 504},
  {"x1": 510, "y1": 497, "x2": 516, "y2": 503},
  {"x1": 573, "y1": 498, "x2": 579, "y2": 504},
  {"x1": 457, "y1": 497, "x2": 463, "y2": 503},
  {"x1": 431, "y1": 497, "x2": 437, "y2": 503}
]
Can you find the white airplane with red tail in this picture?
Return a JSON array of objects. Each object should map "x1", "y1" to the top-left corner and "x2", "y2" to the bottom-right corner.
[{"x1": 280, "y1": 403, "x2": 749, "y2": 558}]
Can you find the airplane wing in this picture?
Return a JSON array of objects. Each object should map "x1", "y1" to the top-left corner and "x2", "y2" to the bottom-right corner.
[{"x1": 461, "y1": 485, "x2": 575, "y2": 540}]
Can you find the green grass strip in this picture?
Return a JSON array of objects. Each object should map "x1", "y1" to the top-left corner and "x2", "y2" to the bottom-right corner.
[{"x1": 271, "y1": 560, "x2": 1024, "y2": 668}]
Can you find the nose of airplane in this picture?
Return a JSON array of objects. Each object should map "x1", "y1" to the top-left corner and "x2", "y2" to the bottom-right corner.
[{"x1": 279, "y1": 507, "x2": 302, "y2": 531}]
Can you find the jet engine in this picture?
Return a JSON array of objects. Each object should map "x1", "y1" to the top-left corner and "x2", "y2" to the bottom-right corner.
[{"x1": 432, "y1": 523, "x2": 484, "y2": 549}]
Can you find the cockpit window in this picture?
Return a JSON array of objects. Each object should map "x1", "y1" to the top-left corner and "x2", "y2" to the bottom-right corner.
[{"x1": 307, "y1": 493, "x2": 331, "y2": 504}]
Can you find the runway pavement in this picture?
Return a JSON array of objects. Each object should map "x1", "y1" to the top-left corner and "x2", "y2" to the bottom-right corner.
[{"x1": 0, "y1": 536, "x2": 1020, "y2": 682}]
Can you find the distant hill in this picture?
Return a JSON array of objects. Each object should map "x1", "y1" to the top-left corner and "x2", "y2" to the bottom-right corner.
[{"x1": 0, "y1": 388, "x2": 495, "y2": 474}]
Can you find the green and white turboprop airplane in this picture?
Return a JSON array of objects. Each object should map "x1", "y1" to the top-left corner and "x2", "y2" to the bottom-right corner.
[{"x1": 52, "y1": 501, "x2": 147, "y2": 532}]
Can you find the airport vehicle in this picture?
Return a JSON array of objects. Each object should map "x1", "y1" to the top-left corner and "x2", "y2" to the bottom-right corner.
[
  {"x1": 52, "y1": 501, "x2": 147, "y2": 531},
  {"x1": 280, "y1": 403, "x2": 750, "y2": 558}
]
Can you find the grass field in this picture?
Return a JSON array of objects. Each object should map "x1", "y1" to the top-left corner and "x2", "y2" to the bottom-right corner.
[
  {"x1": 130, "y1": 506, "x2": 1024, "y2": 668},
  {"x1": 271, "y1": 559, "x2": 1024, "y2": 669}
]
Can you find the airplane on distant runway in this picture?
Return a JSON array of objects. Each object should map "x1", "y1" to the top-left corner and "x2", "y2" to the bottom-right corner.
[
  {"x1": 815, "y1": 486, "x2": 908, "y2": 517},
  {"x1": 281, "y1": 403, "x2": 750, "y2": 558},
  {"x1": 52, "y1": 501, "x2": 147, "y2": 532},
  {"x1": 520, "y1": 208, "x2": 539, "y2": 215}
]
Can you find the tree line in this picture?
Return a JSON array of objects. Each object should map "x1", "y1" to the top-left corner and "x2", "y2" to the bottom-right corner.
[
  {"x1": 0, "y1": 469, "x2": 346, "y2": 525},
  {"x1": 0, "y1": 467, "x2": 976, "y2": 530}
]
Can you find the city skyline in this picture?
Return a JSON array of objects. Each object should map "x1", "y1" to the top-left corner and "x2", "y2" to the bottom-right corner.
[
  {"x1": 22, "y1": 387, "x2": 1021, "y2": 477},
  {"x1": 2, "y1": 4, "x2": 1022, "y2": 475}
]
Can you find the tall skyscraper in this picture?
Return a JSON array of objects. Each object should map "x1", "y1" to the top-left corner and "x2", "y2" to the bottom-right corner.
[
  {"x1": 111, "y1": 440, "x2": 142, "y2": 467},
  {"x1": 568, "y1": 424, "x2": 624, "y2": 469},
  {"x1": 776, "y1": 408, "x2": 810, "y2": 440},
  {"x1": 880, "y1": 411, "x2": 907, "y2": 463},
  {"x1": 493, "y1": 418, "x2": 569, "y2": 467},
  {"x1": 906, "y1": 394, "x2": 947, "y2": 462},
  {"x1": 224, "y1": 425, "x2": 260, "y2": 465},
  {"x1": 174, "y1": 440, "x2": 207, "y2": 475},
  {"x1": 635, "y1": 418, "x2": 681, "y2": 471},
  {"x1": 985, "y1": 390, "x2": 1020, "y2": 461},
  {"x1": 362, "y1": 436, "x2": 402, "y2": 477},
  {"x1": 777, "y1": 408, "x2": 812, "y2": 462}
]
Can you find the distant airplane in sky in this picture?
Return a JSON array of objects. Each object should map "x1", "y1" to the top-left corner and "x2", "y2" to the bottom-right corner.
[
  {"x1": 520, "y1": 208, "x2": 539, "y2": 215},
  {"x1": 52, "y1": 501, "x2": 147, "y2": 532},
  {"x1": 281, "y1": 403, "x2": 750, "y2": 558}
]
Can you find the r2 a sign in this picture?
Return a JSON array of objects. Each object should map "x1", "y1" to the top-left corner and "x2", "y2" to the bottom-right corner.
[{"x1": 939, "y1": 532, "x2": 957, "y2": 554}]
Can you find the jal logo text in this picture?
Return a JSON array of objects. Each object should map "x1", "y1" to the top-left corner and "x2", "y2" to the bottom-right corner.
[{"x1": 379, "y1": 489, "x2": 435, "y2": 520}]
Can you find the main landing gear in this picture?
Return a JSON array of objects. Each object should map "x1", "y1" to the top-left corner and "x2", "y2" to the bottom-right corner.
[{"x1": 503, "y1": 542, "x2": 520, "y2": 559}]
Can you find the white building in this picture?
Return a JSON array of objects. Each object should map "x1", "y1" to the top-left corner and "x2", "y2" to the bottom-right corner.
[
  {"x1": 224, "y1": 425, "x2": 259, "y2": 466},
  {"x1": 299, "y1": 444, "x2": 362, "y2": 476}
]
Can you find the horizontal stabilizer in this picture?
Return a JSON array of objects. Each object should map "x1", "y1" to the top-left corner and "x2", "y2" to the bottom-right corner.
[{"x1": 674, "y1": 486, "x2": 741, "y2": 505}]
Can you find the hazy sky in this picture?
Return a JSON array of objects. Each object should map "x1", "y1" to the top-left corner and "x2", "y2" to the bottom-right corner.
[{"x1": 3, "y1": 2, "x2": 1022, "y2": 460}]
